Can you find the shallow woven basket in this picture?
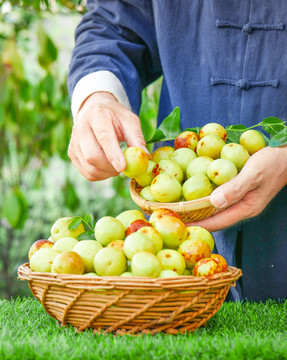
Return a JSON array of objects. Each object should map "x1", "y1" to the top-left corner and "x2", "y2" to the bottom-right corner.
[
  {"x1": 129, "y1": 179, "x2": 224, "y2": 222},
  {"x1": 18, "y1": 263, "x2": 242, "y2": 335}
]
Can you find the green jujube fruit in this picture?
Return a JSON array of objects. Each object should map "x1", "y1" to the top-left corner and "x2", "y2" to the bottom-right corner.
[
  {"x1": 207, "y1": 159, "x2": 238, "y2": 186},
  {"x1": 220, "y1": 143, "x2": 250, "y2": 172},
  {"x1": 186, "y1": 156, "x2": 213, "y2": 178},
  {"x1": 151, "y1": 174, "x2": 181, "y2": 203},
  {"x1": 182, "y1": 174, "x2": 213, "y2": 201}
]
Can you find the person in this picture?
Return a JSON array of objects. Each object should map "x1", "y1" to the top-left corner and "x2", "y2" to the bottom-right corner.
[{"x1": 67, "y1": 0, "x2": 287, "y2": 301}]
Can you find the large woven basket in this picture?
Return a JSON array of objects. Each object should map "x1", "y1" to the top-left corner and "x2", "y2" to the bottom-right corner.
[
  {"x1": 18, "y1": 263, "x2": 242, "y2": 335},
  {"x1": 129, "y1": 179, "x2": 224, "y2": 223}
]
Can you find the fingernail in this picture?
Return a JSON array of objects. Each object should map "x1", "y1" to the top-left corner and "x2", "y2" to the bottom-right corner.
[
  {"x1": 112, "y1": 159, "x2": 123, "y2": 172},
  {"x1": 146, "y1": 152, "x2": 152, "y2": 160},
  {"x1": 210, "y1": 192, "x2": 226, "y2": 208},
  {"x1": 142, "y1": 146, "x2": 151, "y2": 159}
]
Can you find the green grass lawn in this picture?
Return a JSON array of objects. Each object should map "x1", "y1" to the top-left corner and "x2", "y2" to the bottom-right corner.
[{"x1": 0, "y1": 297, "x2": 286, "y2": 360}]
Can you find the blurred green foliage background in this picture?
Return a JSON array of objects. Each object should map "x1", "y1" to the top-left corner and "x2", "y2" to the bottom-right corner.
[{"x1": 0, "y1": 1, "x2": 161, "y2": 299}]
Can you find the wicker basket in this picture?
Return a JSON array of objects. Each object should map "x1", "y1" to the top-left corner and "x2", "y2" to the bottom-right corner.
[
  {"x1": 129, "y1": 179, "x2": 224, "y2": 223},
  {"x1": 18, "y1": 263, "x2": 242, "y2": 335}
]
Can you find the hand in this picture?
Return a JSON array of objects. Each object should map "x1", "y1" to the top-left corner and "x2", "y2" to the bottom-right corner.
[
  {"x1": 68, "y1": 92, "x2": 150, "y2": 181},
  {"x1": 186, "y1": 146, "x2": 287, "y2": 232}
]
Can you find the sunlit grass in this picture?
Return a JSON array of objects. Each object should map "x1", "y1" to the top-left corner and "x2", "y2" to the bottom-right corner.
[{"x1": 0, "y1": 298, "x2": 286, "y2": 360}]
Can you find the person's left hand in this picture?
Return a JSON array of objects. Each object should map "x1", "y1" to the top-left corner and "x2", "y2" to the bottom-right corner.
[{"x1": 186, "y1": 145, "x2": 287, "y2": 232}]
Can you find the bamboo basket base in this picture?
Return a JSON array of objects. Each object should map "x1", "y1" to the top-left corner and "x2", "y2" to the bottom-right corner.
[{"x1": 18, "y1": 263, "x2": 242, "y2": 335}]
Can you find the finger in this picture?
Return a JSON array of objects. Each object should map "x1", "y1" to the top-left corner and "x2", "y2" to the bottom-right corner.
[
  {"x1": 210, "y1": 169, "x2": 259, "y2": 209},
  {"x1": 119, "y1": 110, "x2": 151, "y2": 157},
  {"x1": 73, "y1": 155, "x2": 115, "y2": 181},
  {"x1": 68, "y1": 143, "x2": 115, "y2": 181},
  {"x1": 79, "y1": 127, "x2": 119, "y2": 175},
  {"x1": 186, "y1": 200, "x2": 251, "y2": 232},
  {"x1": 91, "y1": 108, "x2": 126, "y2": 172}
]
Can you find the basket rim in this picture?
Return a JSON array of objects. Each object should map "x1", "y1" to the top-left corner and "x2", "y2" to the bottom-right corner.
[
  {"x1": 18, "y1": 263, "x2": 242, "y2": 290},
  {"x1": 129, "y1": 179, "x2": 215, "y2": 213}
]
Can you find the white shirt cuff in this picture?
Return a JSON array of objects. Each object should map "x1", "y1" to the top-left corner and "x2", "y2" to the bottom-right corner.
[{"x1": 71, "y1": 70, "x2": 131, "y2": 120}]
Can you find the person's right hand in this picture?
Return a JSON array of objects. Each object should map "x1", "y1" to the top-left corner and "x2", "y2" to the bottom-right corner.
[{"x1": 68, "y1": 92, "x2": 150, "y2": 181}]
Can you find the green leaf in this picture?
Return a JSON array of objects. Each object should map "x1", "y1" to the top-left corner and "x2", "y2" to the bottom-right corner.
[
  {"x1": 262, "y1": 117, "x2": 285, "y2": 137},
  {"x1": 77, "y1": 230, "x2": 95, "y2": 240},
  {"x1": 15, "y1": 190, "x2": 28, "y2": 229},
  {"x1": 269, "y1": 128, "x2": 287, "y2": 147},
  {"x1": 184, "y1": 127, "x2": 201, "y2": 134},
  {"x1": 139, "y1": 87, "x2": 157, "y2": 150},
  {"x1": 2, "y1": 191, "x2": 21, "y2": 228},
  {"x1": 1, "y1": 188, "x2": 27, "y2": 229},
  {"x1": 90, "y1": 215, "x2": 96, "y2": 228},
  {"x1": 0, "y1": 104, "x2": 4, "y2": 130},
  {"x1": 147, "y1": 106, "x2": 182, "y2": 144},
  {"x1": 84, "y1": 214, "x2": 92, "y2": 224},
  {"x1": 2, "y1": 39, "x2": 25, "y2": 80},
  {"x1": 68, "y1": 217, "x2": 83, "y2": 230},
  {"x1": 257, "y1": 131, "x2": 270, "y2": 146},
  {"x1": 37, "y1": 24, "x2": 58, "y2": 69},
  {"x1": 42, "y1": 73, "x2": 55, "y2": 101},
  {"x1": 226, "y1": 125, "x2": 248, "y2": 143},
  {"x1": 62, "y1": 180, "x2": 79, "y2": 211}
]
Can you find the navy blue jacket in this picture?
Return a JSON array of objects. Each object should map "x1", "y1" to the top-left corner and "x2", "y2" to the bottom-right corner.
[{"x1": 68, "y1": 0, "x2": 287, "y2": 301}]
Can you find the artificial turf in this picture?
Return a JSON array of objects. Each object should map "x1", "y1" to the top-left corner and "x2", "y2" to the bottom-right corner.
[{"x1": 0, "y1": 297, "x2": 286, "y2": 360}]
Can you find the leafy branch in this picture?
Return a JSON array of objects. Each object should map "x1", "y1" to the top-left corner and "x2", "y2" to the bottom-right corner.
[
  {"x1": 68, "y1": 214, "x2": 96, "y2": 240},
  {"x1": 226, "y1": 117, "x2": 287, "y2": 146},
  {"x1": 146, "y1": 109, "x2": 287, "y2": 148},
  {"x1": 147, "y1": 107, "x2": 182, "y2": 144}
]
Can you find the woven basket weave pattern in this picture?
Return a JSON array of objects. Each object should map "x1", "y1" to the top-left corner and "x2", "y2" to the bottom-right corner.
[
  {"x1": 129, "y1": 179, "x2": 223, "y2": 222},
  {"x1": 18, "y1": 263, "x2": 242, "y2": 335}
]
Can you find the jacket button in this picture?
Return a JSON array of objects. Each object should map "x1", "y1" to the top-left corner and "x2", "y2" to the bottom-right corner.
[
  {"x1": 236, "y1": 79, "x2": 250, "y2": 90},
  {"x1": 242, "y1": 23, "x2": 253, "y2": 34}
]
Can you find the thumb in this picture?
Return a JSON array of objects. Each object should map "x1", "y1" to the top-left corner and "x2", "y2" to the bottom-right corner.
[{"x1": 210, "y1": 171, "x2": 255, "y2": 209}]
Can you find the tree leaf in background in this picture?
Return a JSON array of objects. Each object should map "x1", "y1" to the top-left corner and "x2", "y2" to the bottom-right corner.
[
  {"x1": 152, "y1": 77, "x2": 162, "y2": 106},
  {"x1": 140, "y1": 87, "x2": 157, "y2": 150},
  {"x1": 37, "y1": 24, "x2": 58, "y2": 69},
  {"x1": 269, "y1": 128, "x2": 287, "y2": 147},
  {"x1": 0, "y1": 104, "x2": 4, "y2": 130},
  {"x1": 185, "y1": 127, "x2": 201, "y2": 134},
  {"x1": 62, "y1": 180, "x2": 80, "y2": 211},
  {"x1": 42, "y1": 73, "x2": 55, "y2": 103},
  {"x1": 14, "y1": 189, "x2": 28, "y2": 230},
  {"x1": 77, "y1": 230, "x2": 96, "y2": 240},
  {"x1": 262, "y1": 117, "x2": 285, "y2": 137},
  {"x1": 2, "y1": 191, "x2": 21, "y2": 229},
  {"x1": 68, "y1": 216, "x2": 82, "y2": 231},
  {"x1": 147, "y1": 106, "x2": 181, "y2": 143},
  {"x1": 2, "y1": 39, "x2": 25, "y2": 80},
  {"x1": 226, "y1": 125, "x2": 248, "y2": 143},
  {"x1": 1, "y1": 188, "x2": 27, "y2": 229}
]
